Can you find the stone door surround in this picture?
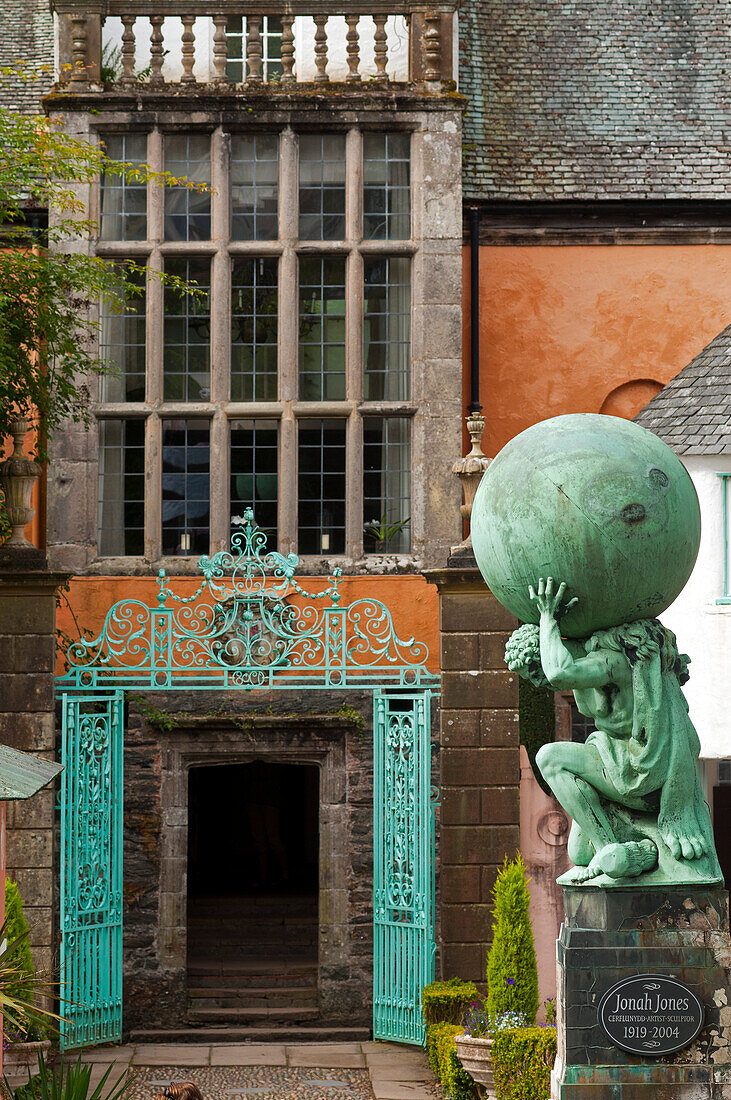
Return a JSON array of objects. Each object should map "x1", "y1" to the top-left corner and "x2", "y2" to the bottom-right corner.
[{"x1": 134, "y1": 692, "x2": 374, "y2": 1028}]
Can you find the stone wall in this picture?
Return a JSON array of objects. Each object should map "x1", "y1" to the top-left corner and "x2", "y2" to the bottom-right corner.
[
  {"x1": 0, "y1": 567, "x2": 67, "y2": 976},
  {"x1": 427, "y1": 562, "x2": 520, "y2": 988},
  {"x1": 122, "y1": 689, "x2": 380, "y2": 1032}
]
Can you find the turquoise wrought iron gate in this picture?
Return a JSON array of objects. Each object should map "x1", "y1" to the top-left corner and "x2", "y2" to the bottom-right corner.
[
  {"x1": 56, "y1": 510, "x2": 438, "y2": 1048},
  {"x1": 60, "y1": 693, "x2": 124, "y2": 1048},
  {"x1": 373, "y1": 691, "x2": 436, "y2": 1044}
]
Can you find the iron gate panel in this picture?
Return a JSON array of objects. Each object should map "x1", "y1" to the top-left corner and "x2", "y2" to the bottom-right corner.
[
  {"x1": 60, "y1": 692, "x2": 124, "y2": 1049},
  {"x1": 373, "y1": 690, "x2": 435, "y2": 1044},
  {"x1": 56, "y1": 513, "x2": 438, "y2": 1048}
]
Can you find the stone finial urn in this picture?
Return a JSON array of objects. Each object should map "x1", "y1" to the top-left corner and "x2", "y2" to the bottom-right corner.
[
  {"x1": 0, "y1": 419, "x2": 41, "y2": 548},
  {"x1": 451, "y1": 410, "x2": 491, "y2": 552}
]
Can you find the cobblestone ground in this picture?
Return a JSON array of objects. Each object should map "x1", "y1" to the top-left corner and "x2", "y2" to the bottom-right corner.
[
  {"x1": 7, "y1": 1042, "x2": 441, "y2": 1100},
  {"x1": 123, "y1": 1065, "x2": 375, "y2": 1100}
]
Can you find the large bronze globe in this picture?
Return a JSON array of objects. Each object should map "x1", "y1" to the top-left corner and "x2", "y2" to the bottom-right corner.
[{"x1": 471, "y1": 414, "x2": 701, "y2": 638}]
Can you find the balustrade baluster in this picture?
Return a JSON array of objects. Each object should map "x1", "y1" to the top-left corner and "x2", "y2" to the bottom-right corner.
[
  {"x1": 149, "y1": 16, "x2": 165, "y2": 84},
  {"x1": 281, "y1": 15, "x2": 295, "y2": 84},
  {"x1": 313, "y1": 16, "x2": 329, "y2": 83},
  {"x1": 181, "y1": 15, "x2": 196, "y2": 82},
  {"x1": 70, "y1": 13, "x2": 88, "y2": 82},
  {"x1": 346, "y1": 15, "x2": 361, "y2": 82},
  {"x1": 246, "y1": 16, "x2": 263, "y2": 83},
  {"x1": 424, "y1": 12, "x2": 441, "y2": 81},
  {"x1": 212, "y1": 15, "x2": 228, "y2": 82},
  {"x1": 120, "y1": 16, "x2": 136, "y2": 84},
  {"x1": 373, "y1": 15, "x2": 388, "y2": 82}
]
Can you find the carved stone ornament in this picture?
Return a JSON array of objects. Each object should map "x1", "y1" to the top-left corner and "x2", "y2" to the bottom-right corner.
[
  {"x1": 471, "y1": 413, "x2": 723, "y2": 888},
  {"x1": 0, "y1": 419, "x2": 41, "y2": 549},
  {"x1": 451, "y1": 411, "x2": 491, "y2": 552}
]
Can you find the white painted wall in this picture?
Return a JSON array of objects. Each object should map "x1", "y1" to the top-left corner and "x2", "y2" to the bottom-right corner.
[
  {"x1": 661, "y1": 454, "x2": 731, "y2": 759},
  {"x1": 101, "y1": 15, "x2": 409, "y2": 83}
]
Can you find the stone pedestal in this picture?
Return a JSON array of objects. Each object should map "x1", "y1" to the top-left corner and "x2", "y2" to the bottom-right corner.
[{"x1": 554, "y1": 886, "x2": 731, "y2": 1099}]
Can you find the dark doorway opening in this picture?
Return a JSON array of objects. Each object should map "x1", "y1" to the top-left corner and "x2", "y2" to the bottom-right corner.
[{"x1": 186, "y1": 761, "x2": 319, "y2": 1025}]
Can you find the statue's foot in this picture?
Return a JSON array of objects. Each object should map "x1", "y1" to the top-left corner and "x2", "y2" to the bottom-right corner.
[
  {"x1": 594, "y1": 839, "x2": 658, "y2": 880},
  {"x1": 562, "y1": 862, "x2": 601, "y2": 884}
]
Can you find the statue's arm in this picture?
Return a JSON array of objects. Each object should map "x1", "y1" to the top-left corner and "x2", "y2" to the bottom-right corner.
[
  {"x1": 529, "y1": 576, "x2": 619, "y2": 691},
  {"x1": 538, "y1": 612, "x2": 616, "y2": 690}
]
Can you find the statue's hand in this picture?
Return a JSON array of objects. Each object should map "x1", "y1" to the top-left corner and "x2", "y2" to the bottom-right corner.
[
  {"x1": 528, "y1": 577, "x2": 579, "y2": 621},
  {"x1": 659, "y1": 806, "x2": 708, "y2": 862}
]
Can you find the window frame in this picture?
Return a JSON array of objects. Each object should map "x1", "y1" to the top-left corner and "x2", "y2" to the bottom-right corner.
[{"x1": 94, "y1": 125, "x2": 417, "y2": 566}]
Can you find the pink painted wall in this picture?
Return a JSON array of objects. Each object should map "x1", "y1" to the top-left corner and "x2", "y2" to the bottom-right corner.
[{"x1": 519, "y1": 748, "x2": 570, "y2": 1015}]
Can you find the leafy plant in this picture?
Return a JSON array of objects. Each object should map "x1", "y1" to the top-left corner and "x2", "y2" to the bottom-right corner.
[
  {"x1": 0, "y1": 104, "x2": 205, "y2": 467},
  {"x1": 14, "y1": 1053, "x2": 137, "y2": 1100},
  {"x1": 422, "y1": 978, "x2": 479, "y2": 1025},
  {"x1": 0, "y1": 917, "x2": 62, "y2": 1037},
  {"x1": 425, "y1": 1022, "x2": 477, "y2": 1100},
  {"x1": 486, "y1": 855, "x2": 538, "y2": 1025},
  {"x1": 363, "y1": 514, "x2": 410, "y2": 549},
  {"x1": 4, "y1": 881, "x2": 34, "y2": 1012},
  {"x1": 491, "y1": 1025, "x2": 556, "y2": 1100},
  {"x1": 461, "y1": 999, "x2": 527, "y2": 1039}
]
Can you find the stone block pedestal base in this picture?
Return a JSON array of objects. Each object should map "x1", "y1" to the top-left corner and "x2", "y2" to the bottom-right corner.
[{"x1": 553, "y1": 886, "x2": 731, "y2": 1099}]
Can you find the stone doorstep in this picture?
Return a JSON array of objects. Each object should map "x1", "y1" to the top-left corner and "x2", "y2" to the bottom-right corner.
[{"x1": 72, "y1": 1042, "x2": 438, "y2": 1097}]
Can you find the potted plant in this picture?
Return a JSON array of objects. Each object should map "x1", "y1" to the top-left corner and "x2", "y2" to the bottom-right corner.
[{"x1": 455, "y1": 854, "x2": 539, "y2": 1092}]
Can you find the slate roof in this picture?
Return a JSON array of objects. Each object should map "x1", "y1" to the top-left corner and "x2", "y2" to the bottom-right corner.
[
  {"x1": 0, "y1": 0, "x2": 55, "y2": 114},
  {"x1": 633, "y1": 325, "x2": 731, "y2": 455},
  {"x1": 459, "y1": 0, "x2": 731, "y2": 201}
]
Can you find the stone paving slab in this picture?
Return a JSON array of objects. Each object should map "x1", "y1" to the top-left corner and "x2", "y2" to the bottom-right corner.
[
  {"x1": 211, "y1": 1046, "x2": 288, "y2": 1067},
  {"x1": 68, "y1": 1042, "x2": 440, "y2": 1100}
]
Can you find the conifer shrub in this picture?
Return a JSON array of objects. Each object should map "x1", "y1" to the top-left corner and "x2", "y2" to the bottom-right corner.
[
  {"x1": 486, "y1": 855, "x2": 539, "y2": 1025},
  {"x1": 5, "y1": 877, "x2": 35, "y2": 1012}
]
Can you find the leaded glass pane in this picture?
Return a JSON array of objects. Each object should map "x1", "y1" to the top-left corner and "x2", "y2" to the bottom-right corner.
[
  {"x1": 298, "y1": 257, "x2": 346, "y2": 401},
  {"x1": 164, "y1": 258, "x2": 211, "y2": 402},
  {"x1": 162, "y1": 419, "x2": 210, "y2": 555},
  {"x1": 363, "y1": 417, "x2": 410, "y2": 553},
  {"x1": 98, "y1": 418, "x2": 145, "y2": 555},
  {"x1": 364, "y1": 257, "x2": 410, "y2": 401},
  {"x1": 230, "y1": 419, "x2": 278, "y2": 545},
  {"x1": 226, "y1": 16, "x2": 283, "y2": 82},
  {"x1": 299, "y1": 134, "x2": 346, "y2": 240},
  {"x1": 231, "y1": 134, "x2": 279, "y2": 241},
  {"x1": 297, "y1": 419, "x2": 346, "y2": 555},
  {"x1": 231, "y1": 257, "x2": 278, "y2": 401},
  {"x1": 100, "y1": 265, "x2": 146, "y2": 402},
  {"x1": 363, "y1": 133, "x2": 410, "y2": 240},
  {"x1": 100, "y1": 134, "x2": 148, "y2": 241},
  {"x1": 164, "y1": 134, "x2": 211, "y2": 242}
]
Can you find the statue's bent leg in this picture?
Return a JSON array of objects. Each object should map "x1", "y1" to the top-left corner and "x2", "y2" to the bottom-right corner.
[{"x1": 536, "y1": 742, "x2": 620, "y2": 856}]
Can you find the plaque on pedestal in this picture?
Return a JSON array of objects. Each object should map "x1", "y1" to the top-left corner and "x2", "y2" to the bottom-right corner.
[{"x1": 554, "y1": 886, "x2": 731, "y2": 1099}]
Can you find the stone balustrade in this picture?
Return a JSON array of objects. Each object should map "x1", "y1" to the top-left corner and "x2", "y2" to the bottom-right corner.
[{"x1": 52, "y1": 3, "x2": 456, "y2": 89}]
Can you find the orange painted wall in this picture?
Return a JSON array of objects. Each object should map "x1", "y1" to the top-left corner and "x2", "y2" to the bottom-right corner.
[
  {"x1": 56, "y1": 573, "x2": 440, "y2": 678},
  {"x1": 463, "y1": 244, "x2": 731, "y2": 456}
]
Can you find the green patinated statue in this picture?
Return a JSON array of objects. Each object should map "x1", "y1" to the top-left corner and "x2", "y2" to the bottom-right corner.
[
  {"x1": 471, "y1": 413, "x2": 723, "y2": 887},
  {"x1": 506, "y1": 579, "x2": 720, "y2": 885}
]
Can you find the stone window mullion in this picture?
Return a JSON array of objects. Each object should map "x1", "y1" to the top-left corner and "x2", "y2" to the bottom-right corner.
[
  {"x1": 145, "y1": 412, "x2": 162, "y2": 560},
  {"x1": 210, "y1": 128, "x2": 229, "y2": 553},
  {"x1": 278, "y1": 127, "x2": 298, "y2": 554}
]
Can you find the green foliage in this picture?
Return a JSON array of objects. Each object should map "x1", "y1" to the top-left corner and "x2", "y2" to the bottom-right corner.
[
  {"x1": 486, "y1": 855, "x2": 539, "y2": 1025},
  {"x1": 425, "y1": 1022, "x2": 477, "y2": 1100},
  {"x1": 0, "y1": 914, "x2": 61, "y2": 1037},
  {"x1": 491, "y1": 1026, "x2": 557, "y2": 1100},
  {"x1": 13, "y1": 1053, "x2": 137, "y2": 1100},
  {"x1": 5, "y1": 879, "x2": 34, "y2": 1009},
  {"x1": 0, "y1": 108, "x2": 202, "y2": 465},
  {"x1": 422, "y1": 977, "x2": 480, "y2": 1025},
  {"x1": 518, "y1": 677, "x2": 555, "y2": 796}
]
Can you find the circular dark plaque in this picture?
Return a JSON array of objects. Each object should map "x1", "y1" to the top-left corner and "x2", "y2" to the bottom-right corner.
[{"x1": 597, "y1": 974, "x2": 704, "y2": 1056}]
